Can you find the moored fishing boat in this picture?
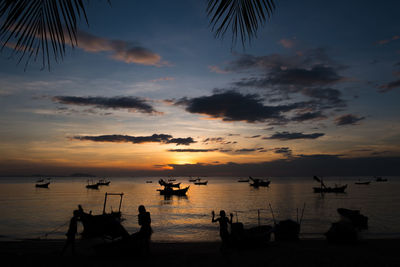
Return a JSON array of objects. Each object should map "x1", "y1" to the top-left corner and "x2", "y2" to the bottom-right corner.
[
  {"x1": 157, "y1": 186, "x2": 189, "y2": 196},
  {"x1": 86, "y1": 180, "x2": 99, "y2": 189},
  {"x1": 159, "y1": 179, "x2": 181, "y2": 188},
  {"x1": 97, "y1": 179, "x2": 110, "y2": 186},
  {"x1": 355, "y1": 181, "x2": 370, "y2": 185},
  {"x1": 35, "y1": 178, "x2": 50, "y2": 188},
  {"x1": 35, "y1": 182, "x2": 50, "y2": 188},
  {"x1": 249, "y1": 176, "x2": 270, "y2": 187},
  {"x1": 313, "y1": 176, "x2": 347, "y2": 193},
  {"x1": 194, "y1": 179, "x2": 208, "y2": 185}
]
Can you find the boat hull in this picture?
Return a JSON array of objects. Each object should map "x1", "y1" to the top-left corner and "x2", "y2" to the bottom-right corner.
[
  {"x1": 157, "y1": 186, "x2": 189, "y2": 196},
  {"x1": 35, "y1": 182, "x2": 50, "y2": 188}
]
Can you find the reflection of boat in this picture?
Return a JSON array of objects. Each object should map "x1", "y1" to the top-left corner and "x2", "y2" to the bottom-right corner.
[
  {"x1": 159, "y1": 179, "x2": 181, "y2": 188},
  {"x1": 313, "y1": 176, "x2": 347, "y2": 193},
  {"x1": 355, "y1": 181, "x2": 370, "y2": 185},
  {"x1": 237, "y1": 178, "x2": 249, "y2": 183},
  {"x1": 157, "y1": 186, "x2": 189, "y2": 196},
  {"x1": 97, "y1": 179, "x2": 110, "y2": 186},
  {"x1": 374, "y1": 176, "x2": 387, "y2": 182},
  {"x1": 194, "y1": 180, "x2": 208, "y2": 185},
  {"x1": 86, "y1": 180, "x2": 99, "y2": 189},
  {"x1": 36, "y1": 182, "x2": 50, "y2": 188},
  {"x1": 249, "y1": 176, "x2": 270, "y2": 187}
]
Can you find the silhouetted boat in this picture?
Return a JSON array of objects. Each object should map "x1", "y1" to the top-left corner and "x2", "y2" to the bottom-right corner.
[
  {"x1": 86, "y1": 180, "x2": 99, "y2": 189},
  {"x1": 188, "y1": 177, "x2": 197, "y2": 182},
  {"x1": 97, "y1": 179, "x2": 110, "y2": 186},
  {"x1": 355, "y1": 181, "x2": 370, "y2": 185},
  {"x1": 35, "y1": 182, "x2": 50, "y2": 188},
  {"x1": 194, "y1": 180, "x2": 208, "y2": 185},
  {"x1": 146, "y1": 180, "x2": 153, "y2": 183},
  {"x1": 159, "y1": 179, "x2": 181, "y2": 188},
  {"x1": 313, "y1": 176, "x2": 347, "y2": 193},
  {"x1": 35, "y1": 178, "x2": 50, "y2": 188},
  {"x1": 374, "y1": 176, "x2": 387, "y2": 182},
  {"x1": 157, "y1": 186, "x2": 189, "y2": 196},
  {"x1": 249, "y1": 176, "x2": 270, "y2": 187},
  {"x1": 167, "y1": 178, "x2": 176, "y2": 182},
  {"x1": 78, "y1": 193, "x2": 127, "y2": 239},
  {"x1": 237, "y1": 178, "x2": 249, "y2": 183}
]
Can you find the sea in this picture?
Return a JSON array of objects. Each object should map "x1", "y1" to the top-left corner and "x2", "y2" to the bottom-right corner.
[{"x1": 0, "y1": 176, "x2": 399, "y2": 242}]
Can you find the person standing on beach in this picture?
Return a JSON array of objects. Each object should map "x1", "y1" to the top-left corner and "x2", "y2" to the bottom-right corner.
[
  {"x1": 212, "y1": 210, "x2": 233, "y2": 244},
  {"x1": 132, "y1": 205, "x2": 153, "y2": 254},
  {"x1": 61, "y1": 210, "x2": 79, "y2": 255}
]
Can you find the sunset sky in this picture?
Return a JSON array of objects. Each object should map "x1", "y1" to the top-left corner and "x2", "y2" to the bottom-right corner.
[{"x1": 1, "y1": 0, "x2": 400, "y2": 176}]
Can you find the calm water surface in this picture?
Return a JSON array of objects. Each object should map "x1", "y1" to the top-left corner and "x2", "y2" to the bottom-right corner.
[{"x1": 0, "y1": 176, "x2": 399, "y2": 241}]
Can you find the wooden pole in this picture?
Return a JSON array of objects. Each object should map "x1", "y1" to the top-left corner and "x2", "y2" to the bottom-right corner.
[
  {"x1": 258, "y1": 209, "x2": 260, "y2": 226},
  {"x1": 269, "y1": 203, "x2": 276, "y2": 225},
  {"x1": 103, "y1": 192, "x2": 108, "y2": 214}
]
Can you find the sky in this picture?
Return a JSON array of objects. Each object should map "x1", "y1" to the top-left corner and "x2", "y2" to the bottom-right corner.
[{"x1": 0, "y1": 0, "x2": 400, "y2": 176}]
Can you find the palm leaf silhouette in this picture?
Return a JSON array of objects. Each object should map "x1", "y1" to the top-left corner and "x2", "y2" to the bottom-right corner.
[
  {"x1": 1, "y1": 0, "x2": 275, "y2": 70},
  {"x1": 207, "y1": 0, "x2": 275, "y2": 47},
  {"x1": 0, "y1": 0, "x2": 88, "y2": 70}
]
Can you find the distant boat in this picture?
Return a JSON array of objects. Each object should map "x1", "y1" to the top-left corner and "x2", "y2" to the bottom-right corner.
[
  {"x1": 157, "y1": 186, "x2": 189, "y2": 196},
  {"x1": 35, "y1": 182, "x2": 50, "y2": 188},
  {"x1": 97, "y1": 179, "x2": 110, "y2": 186},
  {"x1": 86, "y1": 180, "x2": 99, "y2": 189},
  {"x1": 35, "y1": 178, "x2": 50, "y2": 188},
  {"x1": 167, "y1": 178, "x2": 176, "y2": 182},
  {"x1": 188, "y1": 177, "x2": 197, "y2": 182},
  {"x1": 249, "y1": 176, "x2": 270, "y2": 187},
  {"x1": 146, "y1": 180, "x2": 153, "y2": 183},
  {"x1": 194, "y1": 180, "x2": 208, "y2": 185},
  {"x1": 355, "y1": 181, "x2": 370, "y2": 185},
  {"x1": 238, "y1": 178, "x2": 249, "y2": 183},
  {"x1": 313, "y1": 176, "x2": 347, "y2": 193},
  {"x1": 374, "y1": 176, "x2": 388, "y2": 182}
]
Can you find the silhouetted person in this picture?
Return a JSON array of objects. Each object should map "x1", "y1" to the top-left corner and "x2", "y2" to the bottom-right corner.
[
  {"x1": 131, "y1": 205, "x2": 152, "y2": 254},
  {"x1": 212, "y1": 210, "x2": 233, "y2": 245},
  {"x1": 61, "y1": 210, "x2": 79, "y2": 255}
]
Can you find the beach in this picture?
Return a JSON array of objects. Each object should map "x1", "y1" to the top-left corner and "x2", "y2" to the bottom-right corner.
[{"x1": 1, "y1": 239, "x2": 400, "y2": 266}]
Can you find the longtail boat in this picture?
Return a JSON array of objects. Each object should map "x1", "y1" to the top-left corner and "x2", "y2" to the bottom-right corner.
[{"x1": 157, "y1": 186, "x2": 189, "y2": 196}]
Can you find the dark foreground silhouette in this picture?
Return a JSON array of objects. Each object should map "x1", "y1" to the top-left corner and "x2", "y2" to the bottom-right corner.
[{"x1": 1, "y1": 239, "x2": 399, "y2": 267}]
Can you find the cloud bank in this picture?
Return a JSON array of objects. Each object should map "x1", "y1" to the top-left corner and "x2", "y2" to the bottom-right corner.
[{"x1": 73, "y1": 134, "x2": 196, "y2": 146}]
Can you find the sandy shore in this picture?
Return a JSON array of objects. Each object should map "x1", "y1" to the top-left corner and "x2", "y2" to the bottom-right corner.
[{"x1": 1, "y1": 238, "x2": 400, "y2": 266}]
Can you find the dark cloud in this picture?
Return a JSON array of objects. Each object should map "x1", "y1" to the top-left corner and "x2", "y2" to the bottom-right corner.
[
  {"x1": 246, "y1": 135, "x2": 261, "y2": 138},
  {"x1": 167, "y1": 148, "x2": 218, "y2": 152},
  {"x1": 53, "y1": 96, "x2": 158, "y2": 114},
  {"x1": 73, "y1": 134, "x2": 196, "y2": 146},
  {"x1": 224, "y1": 48, "x2": 348, "y2": 119},
  {"x1": 274, "y1": 147, "x2": 292, "y2": 156},
  {"x1": 265, "y1": 131, "x2": 325, "y2": 140},
  {"x1": 335, "y1": 114, "x2": 365, "y2": 126},
  {"x1": 174, "y1": 90, "x2": 303, "y2": 123},
  {"x1": 235, "y1": 147, "x2": 265, "y2": 153},
  {"x1": 291, "y1": 111, "x2": 326, "y2": 122},
  {"x1": 202, "y1": 137, "x2": 230, "y2": 144},
  {"x1": 166, "y1": 138, "x2": 196, "y2": 146},
  {"x1": 378, "y1": 79, "x2": 400, "y2": 92}
]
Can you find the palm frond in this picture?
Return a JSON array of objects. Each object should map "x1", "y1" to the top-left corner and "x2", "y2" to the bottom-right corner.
[
  {"x1": 207, "y1": 0, "x2": 275, "y2": 47},
  {"x1": 0, "y1": 0, "x2": 88, "y2": 70}
]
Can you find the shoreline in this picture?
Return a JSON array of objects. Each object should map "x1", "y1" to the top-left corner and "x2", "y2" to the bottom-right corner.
[{"x1": 1, "y1": 238, "x2": 399, "y2": 266}]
